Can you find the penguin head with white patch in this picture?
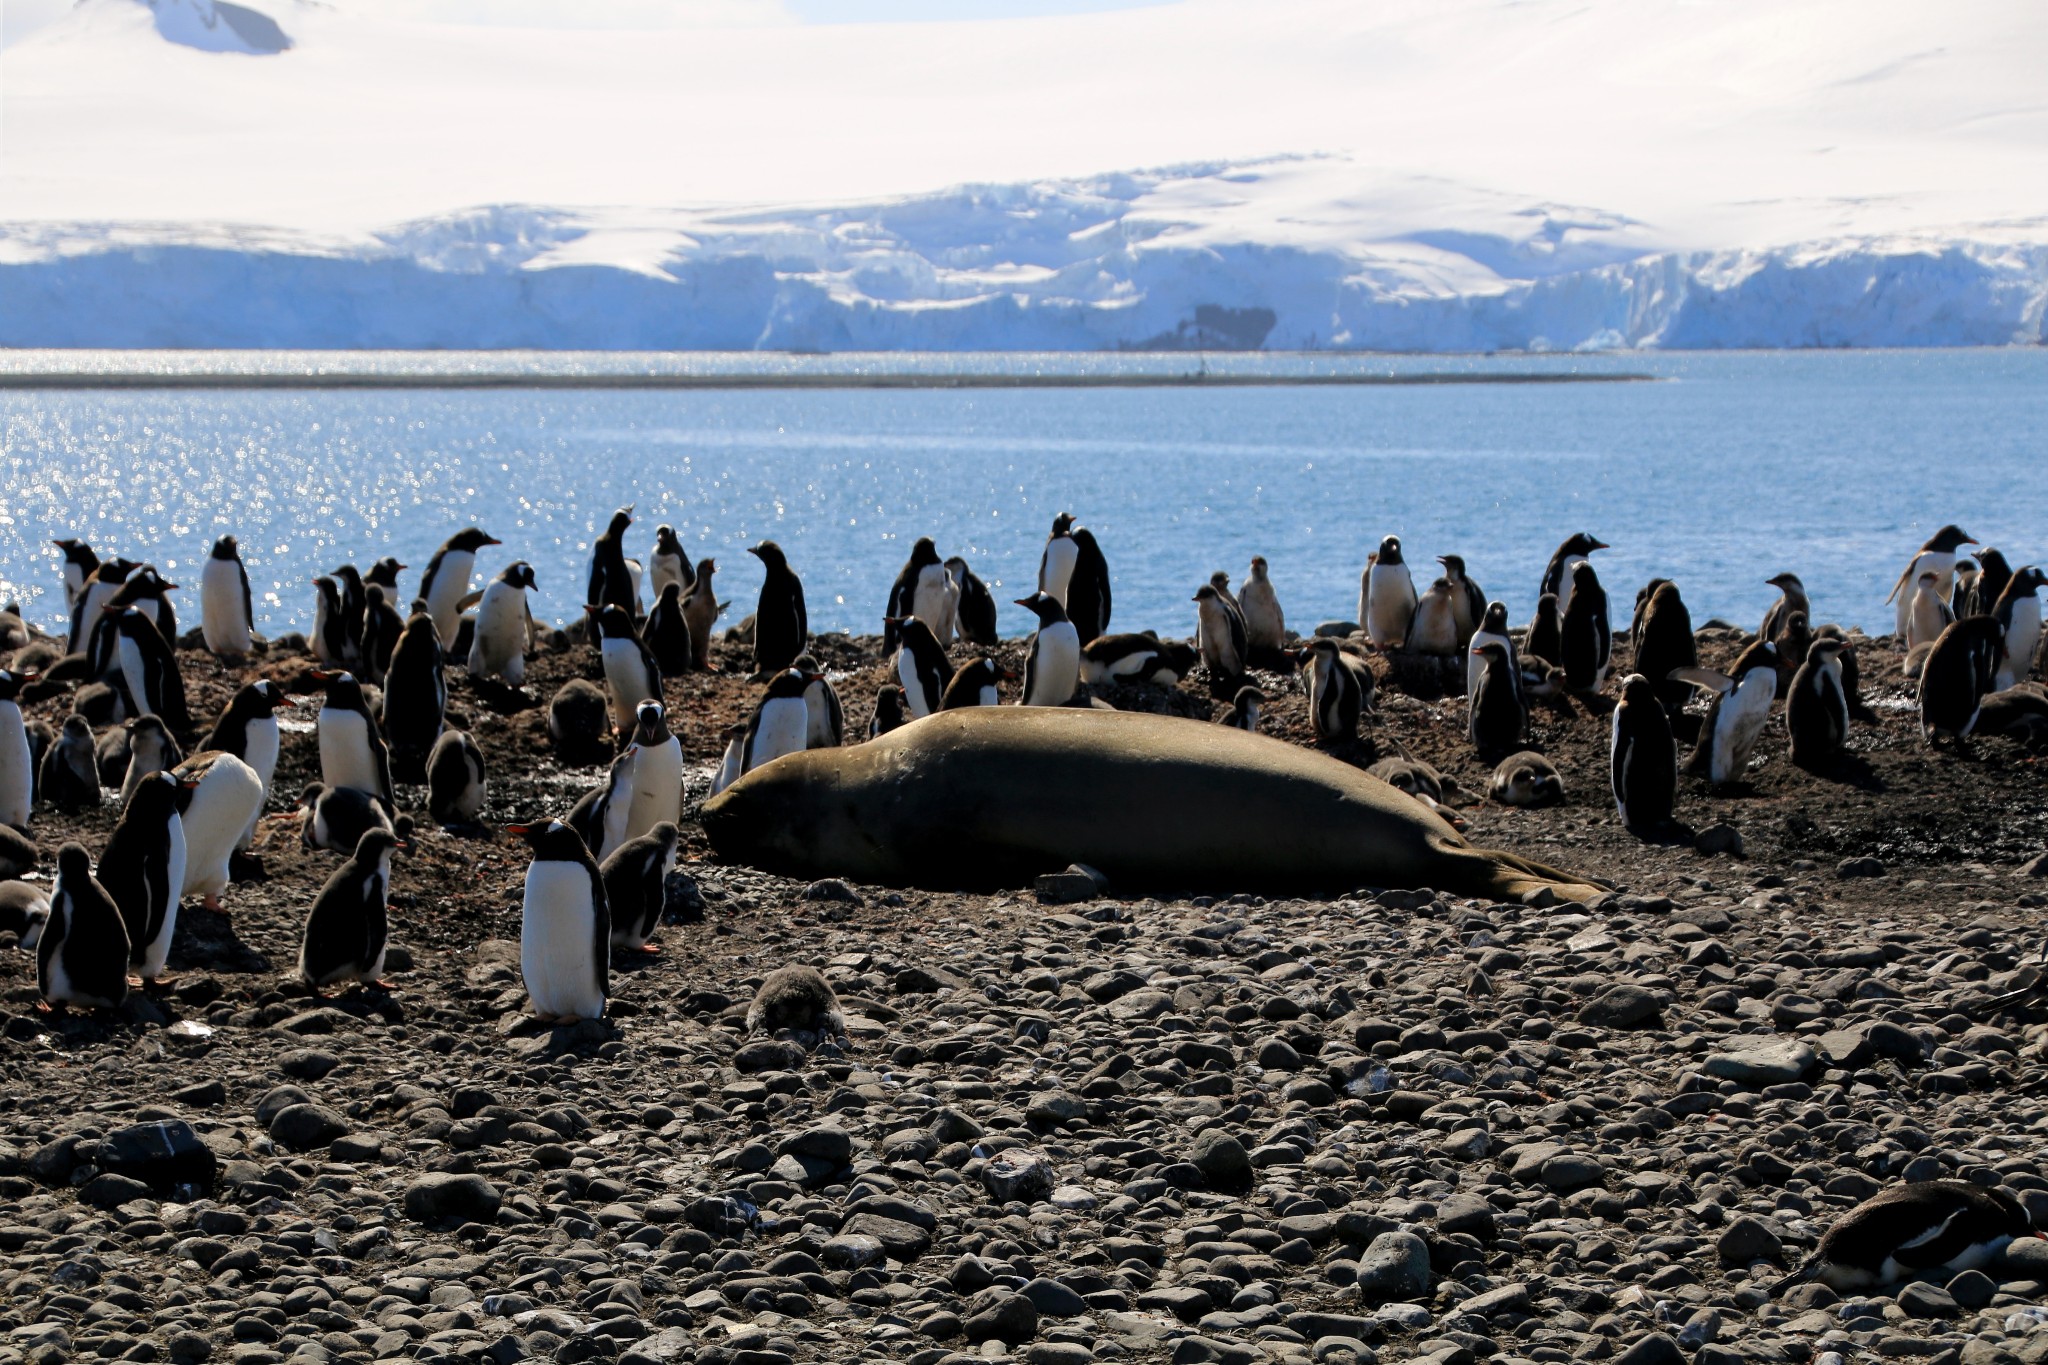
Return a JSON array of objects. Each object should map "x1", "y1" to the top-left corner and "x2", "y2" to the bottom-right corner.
[
  {"x1": 909, "y1": 537, "x2": 940, "y2": 569},
  {"x1": 230, "y1": 678, "x2": 286, "y2": 721},
  {"x1": 509, "y1": 820, "x2": 587, "y2": 861},
  {"x1": 354, "y1": 826, "x2": 409, "y2": 862},
  {"x1": 632, "y1": 700, "x2": 671, "y2": 747},
  {"x1": 500, "y1": 561, "x2": 538, "y2": 592},
  {"x1": 125, "y1": 769, "x2": 185, "y2": 825},
  {"x1": 746, "y1": 541, "x2": 790, "y2": 573},
  {"x1": 313, "y1": 669, "x2": 369, "y2": 711},
  {"x1": 654, "y1": 524, "x2": 683, "y2": 557},
  {"x1": 1049, "y1": 513, "x2": 1075, "y2": 540},
  {"x1": 1378, "y1": 535, "x2": 1404, "y2": 565},
  {"x1": 1729, "y1": 639, "x2": 1779, "y2": 679},
  {"x1": 765, "y1": 668, "x2": 817, "y2": 704},
  {"x1": 210, "y1": 535, "x2": 239, "y2": 561},
  {"x1": 444, "y1": 527, "x2": 502, "y2": 554},
  {"x1": 1617, "y1": 673, "x2": 1658, "y2": 708},
  {"x1": 1471, "y1": 640, "x2": 1512, "y2": 673},
  {"x1": 1437, "y1": 553, "x2": 1467, "y2": 581},
  {"x1": 1191, "y1": 584, "x2": 1225, "y2": 609},
  {"x1": 1209, "y1": 571, "x2": 1232, "y2": 595},
  {"x1": 1015, "y1": 591, "x2": 1069, "y2": 626},
  {"x1": 1922, "y1": 524, "x2": 1975, "y2": 554},
  {"x1": 367, "y1": 557, "x2": 406, "y2": 589},
  {"x1": 1562, "y1": 532, "x2": 1608, "y2": 557},
  {"x1": 1806, "y1": 636, "x2": 1846, "y2": 663},
  {"x1": 53, "y1": 538, "x2": 98, "y2": 574},
  {"x1": 2011, "y1": 566, "x2": 2048, "y2": 598},
  {"x1": 1481, "y1": 601, "x2": 1509, "y2": 634},
  {"x1": 586, "y1": 604, "x2": 636, "y2": 641}
]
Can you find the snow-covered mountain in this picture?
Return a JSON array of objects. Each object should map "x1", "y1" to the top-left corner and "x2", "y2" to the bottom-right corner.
[{"x1": 1, "y1": 0, "x2": 2044, "y2": 350}]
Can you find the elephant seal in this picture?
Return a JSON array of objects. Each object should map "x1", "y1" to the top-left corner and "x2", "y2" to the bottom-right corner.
[{"x1": 700, "y1": 707, "x2": 1604, "y2": 901}]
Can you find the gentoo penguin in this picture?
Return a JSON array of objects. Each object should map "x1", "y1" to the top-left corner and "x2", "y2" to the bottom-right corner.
[
  {"x1": 1239, "y1": 557, "x2": 1286, "y2": 660},
  {"x1": 567, "y1": 747, "x2": 636, "y2": 864},
  {"x1": 548, "y1": 678, "x2": 613, "y2": 765},
  {"x1": 1905, "y1": 571, "x2": 1954, "y2": 652},
  {"x1": 1673, "y1": 640, "x2": 1779, "y2": 785},
  {"x1": 1887, "y1": 524, "x2": 1974, "y2": 640},
  {"x1": 868, "y1": 685, "x2": 909, "y2": 740},
  {"x1": 1774, "y1": 609, "x2": 1813, "y2": 685},
  {"x1": 1301, "y1": 639, "x2": 1373, "y2": 743},
  {"x1": 884, "y1": 538, "x2": 952, "y2": 651},
  {"x1": 174, "y1": 752, "x2": 264, "y2": 908},
  {"x1": 0, "y1": 824, "x2": 37, "y2": 880},
  {"x1": 1368, "y1": 756, "x2": 1459, "y2": 823},
  {"x1": 1037, "y1": 512, "x2": 1079, "y2": 607},
  {"x1": 792, "y1": 652, "x2": 844, "y2": 746},
  {"x1": 742, "y1": 669, "x2": 816, "y2": 775},
  {"x1": 419, "y1": 527, "x2": 500, "y2": 649},
  {"x1": 587, "y1": 506, "x2": 640, "y2": 619},
  {"x1": 1632, "y1": 580, "x2": 1696, "y2": 716},
  {"x1": 103, "y1": 564, "x2": 178, "y2": 648},
  {"x1": 360, "y1": 585, "x2": 404, "y2": 686},
  {"x1": 1017, "y1": 591, "x2": 1082, "y2": 707},
  {"x1": 1611, "y1": 673, "x2": 1678, "y2": 836},
  {"x1": 384, "y1": 611, "x2": 446, "y2": 783},
  {"x1": 513, "y1": 821, "x2": 609, "y2": 1023},
  {"x1": 1466, "y1": 602, "x2": 1519, "y2": 705},
  {"x1": 1919, "y1": 615, "x2": 2007, "y2": 746},
  {"x1": 330, "y1": 564, "x2": 368, "y2": 662},
  {"x1": 1952, "y1": 560, "x2": 1981, "y2": 623},
  {"x1": 588, "y1": 603, "x2": 662, "y2": 741},
  {"x1": 1435, "y1": 554, "x2": 1486, "y2": 647},
  {"x1": 67, "y1": 556, "x2": 135, "y2": 655},
  {"x1": 940, "y1": 657, "x2": 1003, "y2": 710},
  {"x1": 746, "y1": 964, "x2": 847, "y2": 1040},
  {"x1": 620, "y1": 700, "x2": 682, "y2": 849},
  {"x1": 1066, "y1": 528, "x2": 1112, "y2": 644},
  {"x1": 650, "y1": 525, "x2": 692, "y2": 602},
  {"x1": 947, "y1": 557, "x2": 999, "y2": 646},
  {"x1": 1191, "y1": 583, "x2": 1247, "y2": 697},
  {"x1": 1525, "y1": 593, "x2": 1563, "y2": 667},
  {"x1": 747, "y1": 541, "x2": 808, "y2": 676},
  {"x1": 300, "y1": 827, "x2": 404, "y2": 993},
  {"x1": 1539, "y1": 532, "x2": 1607, "y2": 620},
  {"x1": 311, "y1": 576, "x2": 353, "y2": 669},
  {"x1": 467, "y1": 560, "x2": 537, "y2": 686},
  {"x1": 1627, "y1": 577, "x2": 1668, "y2": 655},
  {"x1": 118, "y1": 714, "x2": 184, "y2": 806},
  {"x1": 1991, "y1": 566, "x2": 2046, "y2": 691},
  {"x1": 88, "y1": 606, "x2": 187, "y2": 728},
  {"x1": 1967, "y1": 547, "x2": 2014, "y2": 619},
  {"x1": 682, "y1": 558, "x2": 720, "y2": 670},
  {"x1": 1759, "y1": 572, "x2": 1810, "y2": 643},
  {"x1": 0, "y1": 880, "x2": 50, "y2": 951},
  {"x1": 98, "y1": 771, "x2": 188, "y2": 983},
  {"x1": 39, "y1": 843, "x2": 129, "y2": 1010},
  {"x1": 1081, "y1": 633, "x2": 1185, "y2": 687},
  {"x1": 1559, "y1": 562, "x2": 1613, "y2": 693},
  {"x1": 0, "y1": 670, "x2": 35, "y2": 830},
  {"x1": 1468, "y1": 641, "x2": 1526, "y2": 758},
  {"x1": 1815, "y1": 623, "x2": 1876, "y2": 722},
  {"x1": 425, "y1": 729, "x2": 487, "y2": 831},
  {"x1": 1772, "y1": 1182, "x2": 2032, "y2": 1294},
  {"x1": 1490, "y1": 751, "x2": 1564, "y2": 807},
  {"x1": 315, "y1": 671, "x2": 395, "y2": 811},
  {"x1": 52, "y1": 539, "x2": 99, "y2": 614},
  {"x1": 1786, "y1": 636, "x2": 1850, "y2": 769},
  {"x1": 891, "y1": 616, "x2": 952, "y2": 718},
  {"x1": 295, "y1": 782, "x2": 401, "y2": 856},
  {"x1": 602, "y1": 821, "x2": 678, "y2": 954},
  {"x1": 40, "y1": 715, "x2": 100, "y2": 814},
  {"x1": 200, "y1": 679, "x2": 283, "y2": 848},
  {"x1": 1408, "y1": 578, "x2": 1461, "y2": 656},
  {"x1": 1220, "y1": 684, "x2": 1265, "y2": 732},
  {"x1": 643, "y1": 581, "x2": 694, "y2": 676},
  {"x1": 1361, "y1": 536, "x2": 1417, "y2": 650},
  {"x1": 366, "y1": 556, "x2": 406, "y2": 597},
  {"x1": 200, "y1": 535, "x2": 255, "y2": 657},
  {"x1": 710, "y1": 720, "x2": 749, "y2": 795}
]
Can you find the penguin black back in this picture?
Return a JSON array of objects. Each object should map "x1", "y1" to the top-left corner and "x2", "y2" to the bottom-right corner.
[
  {"x1": 40, "y1": 842, "x2": 129, "y2": 1010},
  {"x1": 382, "y1": 612, "x2": 446, "y2": 784},
  {"x1": 587, "y1": 506, "x2": 639, "y2": 617},
  {"x1": 1066, "y1": 528, "x2": 1112, "y2": 643},
  {"x1": 884, "y1": 538, "x2": 943, "y2": 652},
  {"x1": 947, "y1": 557, "x2": 999, "y2": 646},
  {"x1": 643, "y1": 581, "x2": 694, "y2": 675},
  {"x1": 1611, "y1": 673, "x2": 1678, "y2": 836},
  {"x1": 746, "y1": 964, "x2": 846, "y2": 1039},
  {"x1": 747, "y1": 541, "x2": 808, "y2": 675}
]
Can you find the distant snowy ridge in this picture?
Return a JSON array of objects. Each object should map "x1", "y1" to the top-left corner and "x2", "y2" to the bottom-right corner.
[{"x1": 3, "y1": 160, "x2": 2044, "y2": 351}]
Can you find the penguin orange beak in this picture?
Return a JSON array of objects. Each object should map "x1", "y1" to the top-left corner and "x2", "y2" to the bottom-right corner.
[
  {"x1": 484, "y1": 536, "x2": 502, "y2": 546},
  {"x1": 1017, "y1": 599, "x2": 1037, "y2": 608},
  {"x1": 1591, "y1": 540, "x2": 1610, "y2": 550},
  {"x1": 504, "y1": 823, "x2": 535, "y2": 836}
]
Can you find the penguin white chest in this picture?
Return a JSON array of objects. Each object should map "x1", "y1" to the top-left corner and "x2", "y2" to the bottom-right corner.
[
  {"x1": 180, "y1": 757, "x2": 263, "y2": 900},
  {"x1": 1714, "y1": 671, "x2": 1777, "y2": 781},
  {"x1": 1022, "y1": 623, "x2": 1080, "y2": 706},
  {"x1": 201, "y1": 559, "x2": 252, "y2": 653},
  {"x1": 1367, "y1": 566, "x2": 1415, "y2": 646},
  {"x1": 426, "y1": 549, "x2": 476, "y2": 645},
  {"x1": 1041, "y1": 539, "x2": 1078, "y2": 605},
  {"x1": 897, "y1": 649, "x2": 935, "y2": 717},
  {"x1": 712, "y1": 733, "x2": 745, "y2": 795},
  {"x1": 2000, "y1": 599, "x2": 2041, "y2": 689},
  {"x1": 116, "y1": 634, "x2": 151, "y2": 717},
  {"x1": 318, "y1": 708, "x2": 381, "y2": 795},
  {"x1": 470, "y1": 583, "x2": 527, "y2": 683},
  {"x1": 600, "y1": 639, "x2": 655, "y2": 713},
  {"x1": 135, "y1": 816, "x2": 188, "y2": 979},
  {"x1": 0, "y1": 701, "x2": 31, "y2": 827},
  {"x1": 521, "y1": 863, "x2": 603, "y2": 1020},
  {"x1": 749, "y1": 698, "x2": 810, "y2": 769},
  {"x1": 242, "y1": 718, "x2": 280, "y2": 792},
  {"x1": 912, "y1": 565, "x2": 956, "y2": 636},
  {"x1": 1467, "y1": 629, "x2": 1513, "y2": 702},
  {"x1": 625, "y1": 739, "x2": 682, "y2": 842}
]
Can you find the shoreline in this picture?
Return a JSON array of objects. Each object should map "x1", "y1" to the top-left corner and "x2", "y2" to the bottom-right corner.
[{"x1": 0, "y1": 370, "x2": 1656, "y2": 391}]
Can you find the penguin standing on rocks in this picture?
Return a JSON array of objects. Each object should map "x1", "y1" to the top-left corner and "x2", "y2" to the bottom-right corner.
[
  {"x1": 103, "y1": 566, "x2": 178, "y2": 649},
  {"x1": 360, "y1": 586, "x2": 404, "y2": 686},
  {"x1": 1239, "y1": 557, "x2": 1286, "y2": 662},
  {"x1": 1017, "y1": 591, "x2": 1082, "y2": 707},
  {"x1": 710, "y1": 720, "x2": 749, "y2": 795},
  {"x1": 381, "y1": 613, "x2": 445, "y2": 785},
  {"x1": 587, "y1": 507, "x2": 640, "y2": 619},
  {"x1": 742, "y1": 669, "x2": 817, "y2": 775},
  {"x1": 1436, "y1": 554, "x2": 1486, "y2": 647},
  {"x1": 1038, "y1": 513, "x2": 1079, "y2": 606},
  {"x1": 1559, "y1": 562, "x2": 1613, "y2": 693},
  {"x1": 366, "y1": 556, "x2": 406, "y2": 599},
  {"x1": 200, "y1": 535, "x2": 255, "y2": 658},
  {"x1": 425, "y1": 729, "x2": 487, "y2": 832},
  {"x1": 548, "y1": 679, "x2": 613, "y2": 765},
  {"x1": 1301, "y1": 639, "x2": 1372, "y2": 744},
  {"x1": 643, "y1": 582, "x2": 694, "y2": 675},
  {"x1": 118, "y1": 714, "x2": 184, "y2": 806},
  {"x1": 1905, "y1": 571, "x2": 1955, "y2": 652},
  {"x1": 1673, "y1": 640, "x2": 1779, "y2": 786},
  {"x1": 1787, "y1": 636, "x2": 1850, "y2": 769},
  {"x1": 682, "y1": 558, "x2": 720, "y2": 670},
  {"x1": 1067, "y1": 528, "x2": 1112, "y2": 644},
  {"x1": 746, "y1": 964, "x2": 847, "y2": 1041},
  {"x1": 513, "y1": 821, "x2": 609, "y2": 1023},
  {"x1": 885, "y1": 539, "x2": 953, "y2": 651},
  {"x1": 1965, "y1": 548, "x2": 2014, "y2": 619},
  {"x1": 868, "y1": 685, "x2": 908, "y2": 740},
  {"x1": 650, "y1": 525, "x2": 692, "y2": 601},
  {"x1": 567, "y1": 748, "x2": 637, "y2": 862},
  {"x1": 747, "y1": 542, "x2": 808, "y2": 677},
  {"x1": 419, "y1": 527, "x2": 501, "y2": 649},
  {"x1": 1632, "y1": 581, "x2": 1697, "y2": 718},
  {"x1": 603, "y1": 821, "x2": 678, "y2": 954},
  {"x1": 468, "y1": 561, "x2": 536, "y2": 686},
  {"x1": 1611, "y1": 673, "x2": 1678, "y2": 837},
  {"x1": 40, "y1": 715, "x2": 99, "y2": 814},
  {"x1": 792, "y1": 652, "x2": 844, "y2": 746},
  {"x1": 330, "y1": 565, "x2": 367, "y2": 661},
  {"x1": 38, "y1": 843, "x2": 129, "y2": 1011},
  {"x1": 1220, "y1": 684, "x2": 1265, "y2": 732},
  {"x1": 0, "y1": 671, "x2": 35, "y2": 830},
  {"x1": 98, "y1": 771, "x2": 188, "y2": 984},
  {"x1": 940, "y1": 657, "x2": 1004, "y2": 711},
  {"x1": 1919, "y1": 615, "x2": 2007, "y2": 747},
  {"x1": 892, "y1": 617, "x2": 953, "y2": 719},
  {"x1": 311, "y1": 576, "x2": 353, "y2": 669},
  {"x1": 1991, "y1": 566, "x2": 2046, "y2": 690},
  {"x1": 1539, "y1": 532, "x2": 1607, "y2": 624},
  {"x1": 1887, "y1": 525, "x2": 1975, "y2": 641},
  {"x1": 1468, "y1": 641, "x2": 1526, "y2": 759},
  {"x1": 589, "y1": 604, "x2": 662, "y2": 742},
  {"x1": 1361, "y1": 536, "x2": 1417, "y2": 650},
  {"x1": 316, "y1": 671, "x2": 396, "y2": 811},
  {"x1": 948, "y1": 557, "x2": 999, "y2": 646},
  {"x1": 201, "y1": 680, "x2": 284, "y2": 850},
  {"x1": 1760, "y1": 572, "x2": 1810, "y2": 643},
  {"x1": 1408, "y1": 578, "x2": 1461, "y2": 657},
  {"x1": 67, "y1": 557, "x2": 135, "y2": 655},
  {"x1": 1774, "y1": 610, "x2": 1813, "y2": 684},
  {"x1": 1772, "y1": 1182, "x2": 2032, "y2": 1294},
  {"x1": 53, "y1": 539, "x2": 99, "y2": 614},
  {"x1": 620, "y1": 700, "x2": 682, "y2": 847},
  {"x1": 175, "y1": 752, "x2": 264, "y2": 909},
  {"x1": 1192, "y1": 584, "x2": 1247, "y2": 697},
  {"x1": 300, "y1": 827, "x2": 405, "y2": 994},
  {"x1": 1467, "y1": 603, "x2": 1519, "y2": 705},
  {"x1": 92, "y1": 607, "x2": 188, "y2": 728},
  {"x1": 1525, "y1": 593, "x2": 1563, "y2": 667}
]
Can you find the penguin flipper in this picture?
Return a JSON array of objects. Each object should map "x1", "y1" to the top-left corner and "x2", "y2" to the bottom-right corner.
[
  {"x1": 1768, "y1": 1261, "x2": 1817, "y2": 1297},
  {"x1": 457, "y1": 589, "x2": 486, "y2": 613},
  {"x1": 1667, "y1": 667, "x2": 1735, "y2": 696}
]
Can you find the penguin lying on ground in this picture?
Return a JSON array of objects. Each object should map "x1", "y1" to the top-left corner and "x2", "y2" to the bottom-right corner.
[
  {"x1": 1490, "y1": 751, "x2": 1564, "y2": 807},
  {"x1": 1771, "y1": 1181, "x2": 2033, "y2": 1293},
  {"x1": 746, "y1": 964, "x2": 847, "y2": 1045},
  {"x1": 426, "y1": 729, "x2": 487, "y2": 832}
]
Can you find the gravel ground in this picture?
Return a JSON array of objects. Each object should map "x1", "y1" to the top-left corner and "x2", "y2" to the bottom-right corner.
[{"x1": 5, "y1": 617, "x2": 2048, "y2": 1365}]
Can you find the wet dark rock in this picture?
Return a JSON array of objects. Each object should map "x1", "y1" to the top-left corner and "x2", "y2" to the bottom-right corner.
[{"x1": 402, "y1": 1172, "x2": 502, "y2": 1224}]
